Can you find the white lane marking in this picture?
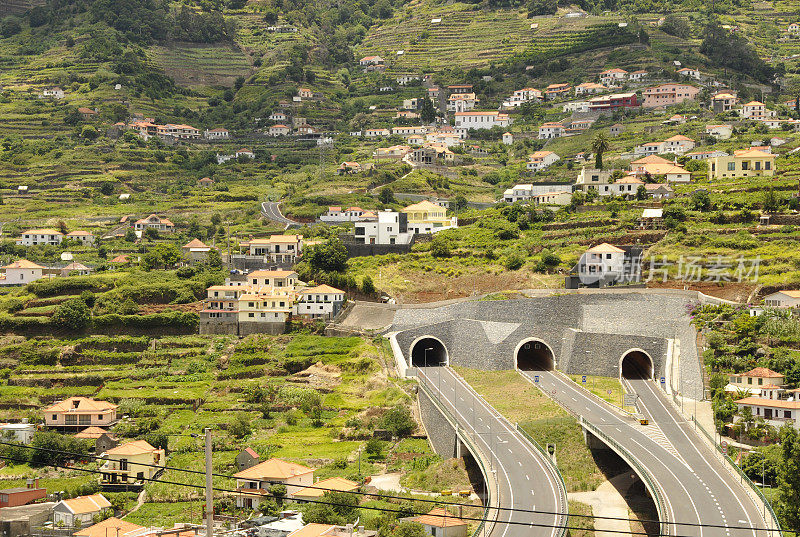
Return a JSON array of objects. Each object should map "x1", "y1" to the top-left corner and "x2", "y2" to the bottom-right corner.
[
  {"x1": 635, "y1": 378, "x2": 760, "y2": 536},
  {"x1": 526, "y1": 475, "x2": 530, "y2": 480}
]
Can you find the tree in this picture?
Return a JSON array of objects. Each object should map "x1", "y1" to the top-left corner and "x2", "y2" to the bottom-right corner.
[
  {"x1": 453, "y1": 195, "x2": 468, "y2": 212},
  {"x1": 420, "y1": 97, "x2": 437, "y2": 124},
  {"x1": 379, "y1": 522, "x2": 428, "y2": 537},
  {"x1": 81, "y1": 125, "x2": 99, "y2": 140},
  {"x1": 141, "y1": 244, "x2": 183, "y2": 270},
  {"x1": 144, "y1": 227, "x2": 159, "y2": 241},
  {"x1": 307, "y1": 239, "x2": 348, "y2": 273},
  {"x1": 302, "y1": 491, "x2": 360, "y2": 525},
  {"x1": 361, "y1": 275, "x2": 376, "y2": 295},
  {"x1": 690, "y1": 190, "x2": 713, "y2": 212},
  {"x1": 207, "y1": 248, "x2": 223, "y2": 269},
  {"x1": 636, "y1": 185, "x2": 647, "y2": 201},
  {"x1": 778, "y1": 425, "x2": 800, "y2": 532},
  {"x1": 365, "y1": 438, "x2": 383, "y2": 456},
  {"x1": 124, "y1": 228, "x2": 137, "y2": 242},
  {"x1": 378, "y1": 187, "x2": 395, "y2": 204},
  {"x1": 591, "y1": 132, "x2": 610, "y2": 170},
  {"x1": 228, "y1": 413, "x2": 252, "y2": 439},
  {"x1": 430, "y1": 235, "x2": 451, "y2": 258},
  {"x1": 763, "y1": 189, "x2": 781, "y2": 213},
  {"x1": 52, "y1": 299, "x2": 90, "y2": 332},
  {"x1": 661, "y1": 14, "x2": 691, "y2": 38},
  {"x1": 379, "y1": 406, "x2": 416, "y2": 437}
]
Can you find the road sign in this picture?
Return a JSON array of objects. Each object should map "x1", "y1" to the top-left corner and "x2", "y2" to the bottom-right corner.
[
  {"x1": 581, "y1": 375, "x2": 587, "y2": 384},
  {"x1": 623, "y1": 393, "x2": 638, "y2": 407},
  {"x1": 660, "y1": 377, "x2": 666, "y2": 384},
  {"x1": 607, "y1": 389, "x2": 612, "y2": 395},
  {"x1": 534, "y1": 375, "x2": 540, "y2": 383},
  {"x1": 721, "y1": 440, "x2": 728, "y2": 455}
]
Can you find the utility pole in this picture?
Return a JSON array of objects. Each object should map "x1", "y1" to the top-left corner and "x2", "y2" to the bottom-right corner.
[{"x1": 205, "y1": 428, "x2": 213, "y2": 537}]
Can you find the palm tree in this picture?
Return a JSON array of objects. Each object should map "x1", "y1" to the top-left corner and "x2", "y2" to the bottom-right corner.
[{"x1": 591, "y1": 132, "x2": 611, "y2": 170}]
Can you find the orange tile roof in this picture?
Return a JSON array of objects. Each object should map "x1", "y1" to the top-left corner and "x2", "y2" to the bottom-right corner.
[
  {"x1": 233, "y1": 457, "x2": 315, "y2": 480},
  {"x1": 4, "y1": 259, "x2": 45, "y2": 270},
  {"x1": 735, "y1": 397, "x2": 800, "y2": 409},
  {"x1": 183, "y1": 238, "x2": 209, "y2": 249},
  {"x1": 631, "y1": 155, "x2": 672, "y2": 165},
  {"x1": 732, "y1": 149, "x2": 775, "y2": 159},
  {"x1": 665, "y1": 135, "x2": 694, "y2": 142},
  {"x1": 73, "y1": 517, "x2": 143, "y2": 537},
  {"x1": 43, "y1": 397, "x2": 117, "y2": 413},
  {"x1": 66, "y1": 230, "x2": 92, "y2": 236},
  {"x1": 412, "y1": 508, "x2": 468, "y2": 528},
  {"x1": 288, "y1": 524, "x2": 335, "y2": 537},
  {"x1": 740, "y1": 367, "x2": 784, "y2": 378},
  {"x1": 587, "y1": 243, "x2": 624, "y2": 253},
  {"x1": 103, "y1": 440, "x2": 158, "y2": 456},
  {"x1": 301, "y1": 284, "x2": 345, "y2": 295},
  {"x1": 75, "y1": 426, "x2": 111, "y2": 439},
  {"x1": 21, "y1": 228, "x2": 63, "y2": 235},
  {"x1": 248, "y1": 270, "x2": 297, "y2": 278},
  {"x1": 60, "y1": 494, "x2": 111, "y2": 515}
]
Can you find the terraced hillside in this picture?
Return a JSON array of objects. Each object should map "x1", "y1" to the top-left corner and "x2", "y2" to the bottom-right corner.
[
  {"x1": 148, "y1": 43, "x2": 254, "y2": 87},
  {"x1": 358, "y1": 3, "x2": 624, "y2": 71}
]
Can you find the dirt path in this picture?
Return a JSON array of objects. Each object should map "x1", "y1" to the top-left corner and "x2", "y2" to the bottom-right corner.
[{"x1": 569, "y1": 472, "x2": 636, "y2": 537}]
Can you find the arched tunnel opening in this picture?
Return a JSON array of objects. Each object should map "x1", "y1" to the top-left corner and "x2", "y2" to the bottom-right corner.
[
  {"x1": 410, "y1": 337, "x2": 448, "y2": 367},
  {"x1": 516, "y1": 340, "x2": 555, "y2": 371},
  {"x1": 621, "y1": 350, "x2": 653, "y2": 380}
]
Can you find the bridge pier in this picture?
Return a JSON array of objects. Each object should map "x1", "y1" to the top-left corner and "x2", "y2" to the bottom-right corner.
[{"x1": 583, "y1": 428, "x2": 612, "y2": 451}]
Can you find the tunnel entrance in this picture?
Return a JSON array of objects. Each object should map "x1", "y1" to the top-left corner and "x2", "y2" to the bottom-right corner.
[
  {"x1": 620, "y1": 350, "x2": 653, "y2": 380},
  {"x1": 515, "y1": 340, "x2": 555, "y2": 371},
  {"x1": 410, "y1": 337, "x2": 448, "y2": 367}
]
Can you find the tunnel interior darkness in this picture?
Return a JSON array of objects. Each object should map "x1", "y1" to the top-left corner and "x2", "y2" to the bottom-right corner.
[
  {"x1": 516, "y1": 340, "x2": 554, "y2": 371},
  {"x1": 411, "y1": 337, "x2": 448, "y2": 367},
  {"x1": 621, "y1": 350, "x2": 653, "y2": 379}
]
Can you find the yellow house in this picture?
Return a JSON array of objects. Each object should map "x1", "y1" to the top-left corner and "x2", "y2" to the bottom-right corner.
[
  {"x1": 400, "y1": 200, "x2": 457, "y2": 235},
  {"x1": 708, "y1": 149, "x2": 776, "y2": 180},
  {"x1": 99, "y1": 440, "x2": 165, "y2": 485}
]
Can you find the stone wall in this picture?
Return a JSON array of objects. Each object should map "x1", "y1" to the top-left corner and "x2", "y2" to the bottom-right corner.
[
  {"x1": 417, "y1": 388, "x2": 460, "y2": 458},
  {"x1": 393, "y1": 293, "x2": 701, "y2": 383}
]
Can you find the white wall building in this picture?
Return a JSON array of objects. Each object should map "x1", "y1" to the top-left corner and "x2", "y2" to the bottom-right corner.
[
  {"x1": 354, "y1": 211, "x2": 414, "y2": 245},
  {"x1": 17, "y1": 229, "x2": 63, "y2": 246},
  {"x1": 526, "y1": 151, "x2": 560, "y2": 171}
]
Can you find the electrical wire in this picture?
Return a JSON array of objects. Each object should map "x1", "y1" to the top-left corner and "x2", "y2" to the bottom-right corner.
[{"x1": 0, "y1": 441, "x2": 778, "y2": 533}]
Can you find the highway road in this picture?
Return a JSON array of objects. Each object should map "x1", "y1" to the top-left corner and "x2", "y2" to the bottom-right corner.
[
  {"x1": 521, "y1": 368, "x2": 770, "y2": 537},
  {"x1": 261, "y1": 201, "x2": 299, "y2": 227},
  {"x1": 417, "y1": 366, "x2": 568, "y2": 537}
]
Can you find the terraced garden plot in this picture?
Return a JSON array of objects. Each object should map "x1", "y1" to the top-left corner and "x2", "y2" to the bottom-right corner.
[{"x1": 149, "y1": 43, "x2": 253, "y2": 87}]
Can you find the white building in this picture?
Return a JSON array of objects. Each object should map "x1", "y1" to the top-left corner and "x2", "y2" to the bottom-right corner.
[
  {"x1": 269, "y1": 112, "x2": 288, "y2": 122},
  {"x1": 677, "y1": 67, "x2": 701, "y2": 80},
  {"x1": 65, "y1": 230, "x2": 95, "y2": 245},
  {"x1": 17, "y1": 228, "x2": 63, "y2": 246},
  {"x1": 576, "y1": 243, "x2": 626, "y2": 284},
  {"x1": 763, "y1": 290, "x2": 800, "y2": 308},
  {"x1": 297, "y1": 285, "x2": 346, "y2": 319},
  {"x1": 40, "y1": 87, "x2": 64, "y2": 99},
  {"x1": 364, "y1": 129, "x2": 391, "y2": 137},
  {"x1": 662, "y1": 135, "x2": 695, "y2": 154},
  {"x1": 447, "y1": 93, "x2": 479, "y2": 112},
  {"x1": 204, "y1": 128, "x2": 229, "y2": 139},
  {"x1": 0, "y1": 260, "x2": 45, "y2": 286},
  {"x1": 354, "y1": 211, "x2": 414, "y2": 245},
  {"x1": 562, "y1": 101, "x2": 590, "y2": 113},
  {"x1": 0, "y1": 421, "x2": 35, "y2": 444},
  {"x1": 705, "y1": 124, "x2": 733, "y2": 140},
  {"x1": 574, "y1": 82, "x2": 607, "y2": 95},
  {"x1": 269, "y1": 124, "x2": 291, "y2": 136},
  {"x1": 502, "y1": 183, "x2": 573, "y2": 203},
  {"x1": 453, "y1": 112, "x2": 511, "y2": 137},
  {"x1": 735, "y1": 397, "x2": 800, "y2": 430},
  {"x1": 502, "y1": 132, "x2": 514, "y2": 145},
  {"x1": 53, "y1": 494, "x2": 112, "y2": 527},
  {"x1": 320, "y1": 206, "x2": 368, "y2": 223},
  {"x1": 526, "y1": 151, "x2": 560, "y2": 172},
  {"x1": 502, "y1": 88, "x2": 542, "y2": 108},
  {"x1": 538, "y1": 122, "x2": 564, "y2": 139},
  {"x1": 234, "y1": 458, "x2": 316, "y2": 509},
  {"x1": 741, "y1": 101, "x2": 776, "y2": 120},
  {"x1": 599, "y1": 68, "x2": 628, "y2": 86}
]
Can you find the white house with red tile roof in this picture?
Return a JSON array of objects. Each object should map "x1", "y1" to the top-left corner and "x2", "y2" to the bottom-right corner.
[
  {"x1": 662, "y1": 135, "x2": 695, "y2": 154},
  {"x1": 270, "y1": 124, "x2": 291, "y2": 136},
  {"x1": 43, "y1": 397, "x2": 118, "y2": 429},
  {"x1": 599, "y1": 68, "x2": 628, "y2": 85},
  {"x1": 538, "y1": 122, "x2": 564, "y2": 139},
  {"x1": 544, "y1": 83, "x2": 571, "y2": 98},
  {"x1": 53, "y1": 494, "x2": 111, "y2": 527},
  {"x1": 17, "y1": 228, "x2": 63, "y2": 246},
  {"x1": 763, "y1": 290, "x2": 800, "y2": 308},
  {"x1": 677, "y1": 67, "x2": 701, "y2": 80},
  {"x1": 0, "y1": 259, "x2": 46, "y2": 285},
  {"x1": 628, "y1": 70, "x2": 648, "y2": 81},
  {"x1": 233, "y1": 458, "x2": 316, "y2": 508},
  {"x1": 41, "y1": 87, "x2": 65, "y2": 99},
  {"x1": 407, "y1": 508, "x2": 468, "y2": 537},
  {"x1": 574, "y1": 82, "x2": 607, "y2": 95},
  {"x1": 727, "y1": 367, "x2": 785, "y2": 395},
  {"x1": 297, "y1": 284, "x2": 346, "y2": 319},
  {"x1": 735, "y1": 397, "x2": 800, "y2": 430},
  {"x1": 204, "y1": 127, "x2": 229, "y2": 140},
  {"x1": 741, "y1": 101, "x2": 776, "y2": 120},
  {"x1": 526, "y1": 151, "x2": 560, "y2": 171},
  {"x1": 134, "y1": 214, "x2": 174, "y2": 233},
  {"x1": 65, "y1": 230, "x2": 95, "y2": 245}
]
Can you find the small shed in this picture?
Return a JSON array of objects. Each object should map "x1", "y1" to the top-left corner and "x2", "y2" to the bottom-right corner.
[{"x1": 639, "y1": 208, "x2": 663, "y2": 230}]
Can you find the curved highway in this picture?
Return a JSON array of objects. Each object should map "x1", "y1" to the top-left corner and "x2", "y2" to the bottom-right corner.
[
  {"x1": 521, "y1": 368, "x2": 770, "y2": 537},
  {"x1": 417, "y1": 366, "x2": 568, "y2": 537},
  {"x1": 261, "y1": 201, "x2": 300, "y2": 227}
]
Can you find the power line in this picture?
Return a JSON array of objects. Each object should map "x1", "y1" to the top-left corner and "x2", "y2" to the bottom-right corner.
[{"x1": 0, "y1": 441, "x2": 778, "y2": 533}]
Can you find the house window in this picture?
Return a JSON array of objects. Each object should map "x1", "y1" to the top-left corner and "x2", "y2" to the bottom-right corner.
[
  {"x1": 742, "y1": 161, "x2": 749, "y2": 171},
  {"x1": 52, "y1": 414, "x2": 57, "y2": 420},
  {"x1": 748, "y1": 377, "x2": 752, "y2": 384},
  {"x1": 766, "y1": 161, "x2": 771, "y2": 170},
  {"x1": 727, "y1": 162, "x2": 735, "y2": 171}
]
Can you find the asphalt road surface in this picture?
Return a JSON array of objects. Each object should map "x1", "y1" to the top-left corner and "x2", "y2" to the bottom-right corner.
[
  {"x1": 418, "y1": 366, "x2": 568, "y2": 537},
  {"x1": 261, "y1": 201, "x2": 299, "y2": 227},
  {"x1": 520, "y1": 368, "x2": 770, "y2": 537}
]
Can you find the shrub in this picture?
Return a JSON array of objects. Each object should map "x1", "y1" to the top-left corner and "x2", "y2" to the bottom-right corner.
[
  {"x1": 52, "y1": 299, "x2": 90, "y2": 332},
  {"x1": 379, "y1": 406, "x2": 416, "y2": 437}
]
